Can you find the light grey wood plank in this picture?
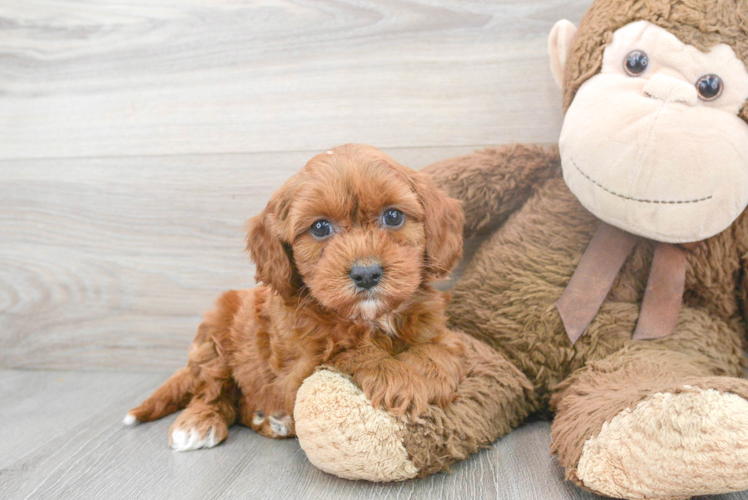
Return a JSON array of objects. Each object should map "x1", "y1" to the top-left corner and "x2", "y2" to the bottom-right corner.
[
  {"x1": 0, "y1": 0, "x2": 591, "y2": 159},
  {"x1": 0, "y1": 146, "x2": 483, "y2": 371},
  {"x1": 2, "y1": 370, "x2": 745, "y2": 500},
  {"x1": 0, "y1": 370, "x2": 167, "y2": 497},
  {"x1": 0, "y1": 370, "x2": 591, "y2": 500},
  {"x1": 216, "y1": 422, "x2": 598, "y2": 500}
]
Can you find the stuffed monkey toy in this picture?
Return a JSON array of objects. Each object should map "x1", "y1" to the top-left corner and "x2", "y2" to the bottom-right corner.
[{"x1": 292, "y1": 1, "x2": 748, "y2": 498}]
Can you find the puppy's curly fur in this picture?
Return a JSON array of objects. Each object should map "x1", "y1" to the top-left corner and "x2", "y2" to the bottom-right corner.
[{"x1": 125, "y1": 144, "x2": 466, "y2": 449}]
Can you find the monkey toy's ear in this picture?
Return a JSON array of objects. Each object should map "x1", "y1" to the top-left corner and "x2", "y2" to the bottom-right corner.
[{"x1": 548, "y1": 20, "x2": 578, "y2": 88}]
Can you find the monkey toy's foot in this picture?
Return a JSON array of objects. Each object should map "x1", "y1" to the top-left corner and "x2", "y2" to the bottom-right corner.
[
  {"x1": 552, "y1": 348, "x2": 748, "y2": 500},
  {"x1": 293, "y1": 332, "x2": 535, "y2": 482},
  {"x1": 584, "y1": 387, "x2": 748, "y2": 498},
  {"x1": 574, "y1": 384, "x2": 748, "y2": 499},
  {"x1": 295, "y1": 368, "x2": 418, "y2": 481}
]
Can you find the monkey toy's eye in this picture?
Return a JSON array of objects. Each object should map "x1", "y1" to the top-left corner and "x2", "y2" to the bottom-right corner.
[
  {"x1": 624, "y1": 50, "x2": 649, "y2": 76},
  {"x1": 382, "y1": 209, "x2": 405, "y2": 228},
  {"x1": 310, "y1": 220, "x2": 333, "y2": 239},
  {"x1": 696, "y1": 74, "x2": 723, "y2": 101}
]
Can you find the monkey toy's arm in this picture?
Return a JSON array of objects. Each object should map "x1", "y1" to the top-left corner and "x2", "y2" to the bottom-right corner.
[
  {"x1": 421, "y1": 143, "x2": 560, "y2": 238},
  {"x1": 731, "y1": 210, "x2": 748, "y2": 333}
]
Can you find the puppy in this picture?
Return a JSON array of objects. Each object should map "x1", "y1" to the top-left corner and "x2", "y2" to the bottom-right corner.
[{"x1": 124, "y1": 144, "x2": 466, "y2": 451}]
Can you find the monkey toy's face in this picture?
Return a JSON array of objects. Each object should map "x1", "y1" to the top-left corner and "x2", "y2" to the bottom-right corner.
[{"x1": 554, "y1": 21, "x2": 748, "y2": 243}]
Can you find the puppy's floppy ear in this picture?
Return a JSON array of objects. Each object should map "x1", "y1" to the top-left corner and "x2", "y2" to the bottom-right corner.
[
  {"x1": 245, "y1": 185, "x2": 301, "y2": 299},
  {"x1": 411, "y1": 171, "x2": 464, "y2": 279}
]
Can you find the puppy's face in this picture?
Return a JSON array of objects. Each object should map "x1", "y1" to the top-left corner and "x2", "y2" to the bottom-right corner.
[{"x1": 247, "y1": 144, "x2": 463, "y2": 321}]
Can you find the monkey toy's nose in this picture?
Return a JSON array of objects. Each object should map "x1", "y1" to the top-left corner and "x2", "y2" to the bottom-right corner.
[
  {"x1": 350, "y1": 263, "x2": 383, "y2": 290},
  {"x1": 643, "y1": 74, "x2": 698, "y2": 106}
]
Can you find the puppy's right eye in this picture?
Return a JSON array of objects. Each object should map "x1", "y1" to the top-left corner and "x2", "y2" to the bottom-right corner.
[{"x1": 310, "y1": 220, "x2": 333, "y2": 239}]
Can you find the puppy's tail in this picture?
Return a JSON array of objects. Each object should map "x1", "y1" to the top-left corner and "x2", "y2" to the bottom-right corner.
[{"x1": 123, "y1": 367, "x2": 195, "y2": 425}]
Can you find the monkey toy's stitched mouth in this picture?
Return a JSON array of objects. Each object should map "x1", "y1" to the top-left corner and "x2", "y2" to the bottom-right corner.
[{"x1": 572, "y1": 160, "x2": 712, "y2": 205}]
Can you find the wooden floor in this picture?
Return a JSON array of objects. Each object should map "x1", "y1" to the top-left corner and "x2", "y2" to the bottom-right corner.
[
  {"x1": 2, "y1": 1, "x2": 747, "y2": 499},
  {"x1": 0, "y1": 370, "x2": 599, "y2": 500},
  {"x1": 1, "y1": 370, "x2": 745, "y2": 500}
]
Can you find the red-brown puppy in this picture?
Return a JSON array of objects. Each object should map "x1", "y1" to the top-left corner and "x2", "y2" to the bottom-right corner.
[{"x1": 124, "y1": 144, "x2": 465, "y2": 451}]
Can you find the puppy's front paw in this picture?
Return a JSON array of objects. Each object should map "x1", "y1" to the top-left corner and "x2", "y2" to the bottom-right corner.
[
  {"x1": 358, "y1": 359, "x2": 428, "y2": 418},
  {"x1": 169, "y1": 411, "x2": 228, "y2": 452},
  {"x1": 395, "y1": 340, "x2": 465, "y2": 411},
  {"x1": 250, "y1": 410, "x2": 295, "y2": 439},
  {"x1": 170, "y1": 427, "x2": 221, "y2": 452},
  {"x1": 269, "y1": 413, "x2": 294, "y2": 437},
  {"x1": 425, "y1": 374, "x2": 461, "y2": 409}
]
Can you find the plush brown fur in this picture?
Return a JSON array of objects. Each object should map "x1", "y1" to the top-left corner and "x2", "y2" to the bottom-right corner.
[
  {"x1": 400, "y1": 332, "x2": 535, "y2": 477},
  {"x1": 127, "y1": 144, "x2": 466, "y2": 443},
  {"x1": 417, "y1": 143, "x2": 748, "y2": 495}
]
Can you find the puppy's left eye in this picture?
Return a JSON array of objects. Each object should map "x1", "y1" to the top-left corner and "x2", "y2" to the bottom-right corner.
[
  {"x1": 382, "y1": 209, "x2": 405, "y2": 228},
  {"x1": 310, "y1": 220, "x2": 333, "y2": 239}
]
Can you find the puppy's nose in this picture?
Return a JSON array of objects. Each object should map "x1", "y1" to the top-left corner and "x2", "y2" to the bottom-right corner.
[{"x1": 350, "y1": 263, "x2": 383, "y2": 290}]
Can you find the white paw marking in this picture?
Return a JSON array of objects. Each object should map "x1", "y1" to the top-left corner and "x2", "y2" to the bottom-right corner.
[
  {"x1": 326, "y1": 150, "x2": 334, "y2": 154},
  {"x1": 122, "y1": 413, "x2": 137, "y2": 426},
  {"x1": 252, "y1": 412, "x2": 265, "y2": 426},
  {"x1": 269, "y1": 415, "x2": 292, "y2": 437},
  {"x1": 170, "y1": 427, "x2": 218, "y2": 452}
]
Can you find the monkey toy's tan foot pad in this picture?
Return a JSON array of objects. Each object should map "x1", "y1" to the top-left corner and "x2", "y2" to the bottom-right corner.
[
  {"x1": 576, "y1": 385, "x2": 748, "y2": 500},
  {"x1": 294, "y1": 332, "x2": 534, "y2": 482},
  {"x1": 294, "y1": 368, "x2": 418, "y2": 481}
]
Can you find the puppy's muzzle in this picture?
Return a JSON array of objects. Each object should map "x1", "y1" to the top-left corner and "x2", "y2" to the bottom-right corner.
[{"x1": 350, "y1": 263, "x2": 383, "y2": 291}]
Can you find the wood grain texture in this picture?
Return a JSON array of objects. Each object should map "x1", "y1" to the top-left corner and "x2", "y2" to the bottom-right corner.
[
  {"x1": 0, "y1": 0, "x2": 591, "y2": 159},
  {"x1": 2, "y1": 370, "x2": 746, "y2": 500},
  {"x1": 0, "y1": 146, "x2": 484, "y2": 371}
]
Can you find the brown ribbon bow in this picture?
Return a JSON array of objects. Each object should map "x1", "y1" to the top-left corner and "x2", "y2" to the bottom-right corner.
[{"x1": 556, "y1": 222, "x2": 695, "y2": 344}]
